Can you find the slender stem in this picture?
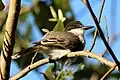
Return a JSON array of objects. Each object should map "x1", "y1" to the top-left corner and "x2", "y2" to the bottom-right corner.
[
  {"x1": 89, "y1": 0, "x2": 106, "y2": 52},
  {"x1": 31, "y1": 52, "x2": 38, "y2": 64},
  {"x1": 100, "y1": 65, "x2": 117, "y2": 80},
  {"x1": 0, "y1": 0, "x2": 21, "y2": 79},
  {"x1": 102, "y1": 16, "x2": 109, "y2": 56},
  {"x1": 10, "y1": 51, "x2": 117, "y2": 80},
  {"x1": 82, "y1": 0, "x2": 120, "y2": 69}
]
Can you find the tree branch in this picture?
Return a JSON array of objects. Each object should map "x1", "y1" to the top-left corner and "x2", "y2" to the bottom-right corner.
[
  {"x1": 10, "y1": 58, "x2": 49, "y2": 80},
  {"x1": 89, "y1": 0, "x2": 106, "y2": 52},
  {"x1": 81, "y1": 0, "x2": 120, "y2": 69},
  {"x1": 0, "y1": 0, "x2": 21, "y2": 79},
  {"x1": 100, "y1": 64, "x2": 117, "y2": 80},
  {"x1": 10, "y1": 51, "x2": 117, "y2": 80}
]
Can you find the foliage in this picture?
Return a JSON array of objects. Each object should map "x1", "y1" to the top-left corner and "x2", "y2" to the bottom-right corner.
[{"x1": 0, "y1": 0, "x2": 119, "y2": 80}]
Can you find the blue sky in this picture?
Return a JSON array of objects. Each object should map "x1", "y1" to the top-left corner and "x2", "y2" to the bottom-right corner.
[{"x1": 2, "y1": 0, "x2": 120, "y2": 79}]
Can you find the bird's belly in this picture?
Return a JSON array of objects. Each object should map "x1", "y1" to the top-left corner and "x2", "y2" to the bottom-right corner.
[{"x1": 40, "y1": 47, "x2": 71, "y2": 60}]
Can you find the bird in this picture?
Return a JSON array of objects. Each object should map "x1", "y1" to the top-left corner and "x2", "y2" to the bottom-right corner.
[{"x1": 11, "y1": 21, "x2": 93, "y2": 61}]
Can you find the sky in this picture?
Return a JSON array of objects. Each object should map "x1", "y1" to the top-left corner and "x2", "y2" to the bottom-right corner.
[{"x1": 1, "y1": 0, "x2": 120, "y2": 80}]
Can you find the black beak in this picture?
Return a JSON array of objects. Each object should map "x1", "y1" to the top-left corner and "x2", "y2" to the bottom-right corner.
[{"x1": 83, "y1": 26, "x2": 94, "y2": 30}]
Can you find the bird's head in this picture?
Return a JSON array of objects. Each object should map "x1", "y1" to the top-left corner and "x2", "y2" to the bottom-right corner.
[{"x1": 65, "y1": 21, "x2": 93, "y2": 36}]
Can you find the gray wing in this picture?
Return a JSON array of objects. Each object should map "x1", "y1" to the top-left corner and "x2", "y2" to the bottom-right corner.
[
  {"x1": 34, "y1": 31, "x2": 85, "y2": 51},
  {"x1": 34, "y1": 33, "x2": 66, "y2": 48},
  {"x1": 12, "y1": 31, "x2": 84, "y2": 59}
]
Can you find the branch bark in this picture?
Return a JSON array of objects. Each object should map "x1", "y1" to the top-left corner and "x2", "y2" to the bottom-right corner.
[
  {"x1": 89, "y1": 0, "x2": 106, "y2": 52},
  {"x1": 100, "y1": 64, "x2": 117, "y2": 80},
  {"x1": 10, "y1": 51, "x2": 117, "y2": 80},
  {"x1": 81, "y1": 0, "x2": 120, "y2": 69},
  {"x1": 0, "y1": 0, "x2": 21, "y2": 79}
]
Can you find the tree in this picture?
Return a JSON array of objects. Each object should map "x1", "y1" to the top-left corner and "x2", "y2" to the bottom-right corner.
[{"x1": 0, "y1": 0, "x2": 120, "y2": 80}]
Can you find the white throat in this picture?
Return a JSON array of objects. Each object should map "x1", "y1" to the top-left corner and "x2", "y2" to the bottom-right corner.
[
  {"x1": 68, "y1": 28, "x2": 85, "y2": 44},
  {"x1": 68, "y1": 28, "x2": 84, "y2": 36}
]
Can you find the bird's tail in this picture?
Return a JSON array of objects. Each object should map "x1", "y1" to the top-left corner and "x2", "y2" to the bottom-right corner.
[{"x1": 11, "y1": 45, "x2": 43, "y2": 59}]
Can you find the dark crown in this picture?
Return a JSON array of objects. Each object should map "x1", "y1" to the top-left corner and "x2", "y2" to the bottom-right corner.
[{"x1": 65, "y1": 21, "x2": 84, "y2": 31}]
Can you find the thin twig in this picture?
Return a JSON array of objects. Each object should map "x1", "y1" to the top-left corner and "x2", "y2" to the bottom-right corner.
[
  {"x1": 100, "y1": 64, "x2": 117, "y2": 80},
  {"x1": 10, "y1": 51, "x2": 117, "y2": 80},
  {"x1": 89, "y1": 0, "x2": 106, "y2": 52},
  {"x1": 89, "y1": 30, "x2": 98, "y2": 51},
  {"x1": 31, "y1": 52, "x2": 38, "y2": 64},
  {"x1": 102, "y1": 16, "x2": 109, "y2": 56},
  {"x1": 82, "y1": 0, "x2": 120, "y2": 69},
  {"x1": 104, "y1": 16, "x2": 109, "y2": 42},
  {"x1": 0, "y1": 0, "x2": 21, "y2": 79},
  {"x1": 10, "y1": 58, "x2": 50, "y2": 80},
  {"x1": 101, "y1": 32, "x2": 120, "y2": 57}
]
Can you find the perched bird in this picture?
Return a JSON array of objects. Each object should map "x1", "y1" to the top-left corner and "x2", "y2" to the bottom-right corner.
[{"x1": 11, "y1": 21, "x2": 93, "y2": 61}]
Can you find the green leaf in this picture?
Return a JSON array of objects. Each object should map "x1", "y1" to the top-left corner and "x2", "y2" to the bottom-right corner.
[
  {"x1": 42, "y1": 28, "x2": 50, "y2": 33},
  {"x1": 45, "y1": 65, "x2": 55, "y2": 80},
  {"x1": 58, "y1": 9, "x2": 66, "y2": 22},
  {"x1": 50, "y1": 6, "x2": 57, "y2": 18},
  {"x1": 49, "y1": 6, "x2": 66, "y2": 22},
  {"x1": 79, "y1": 63, "x2": 85, "y2": 70},
  {"x1": 49, "y1": 18, "x2": 57, "y2": 22},
  {"x1": 53, "y1": 20, "x2": 65, "y2": 31},
  {"x1": 56, "y1": 70, "x2": 65, "y2": 80}
]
